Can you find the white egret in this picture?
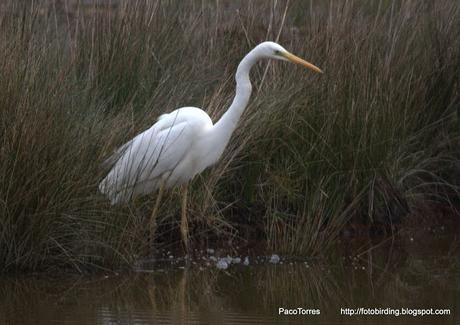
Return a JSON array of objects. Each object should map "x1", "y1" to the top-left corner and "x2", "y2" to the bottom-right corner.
[{"x1": 99, "y1": 41, "x2": 322, "y2": 250}]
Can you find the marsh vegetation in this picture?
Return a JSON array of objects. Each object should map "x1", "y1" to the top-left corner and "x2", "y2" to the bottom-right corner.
[{"x1": 0, "y1": 0, "x2": 459, "y2": 272}]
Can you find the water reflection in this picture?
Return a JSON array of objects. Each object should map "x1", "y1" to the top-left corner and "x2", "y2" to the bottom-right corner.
[{"x1": 1, "y1": 236, "x2": 459, "y2": 324}]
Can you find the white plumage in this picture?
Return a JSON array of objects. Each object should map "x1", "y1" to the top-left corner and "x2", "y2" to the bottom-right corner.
[
  {"x1": 99, "y1": 42, "x2": 322, "y2": 207},
  {"x1": 99, "y1": 107, "x2": 215, "y2": 204}
]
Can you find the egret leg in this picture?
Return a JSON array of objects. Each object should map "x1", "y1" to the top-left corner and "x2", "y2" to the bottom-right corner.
[
  {"x1": 149, "y1": 181, "x2": 165, "y2": 242},
  {"x1": 180, "y1": 184, "x2": 189, "y2": 251}
]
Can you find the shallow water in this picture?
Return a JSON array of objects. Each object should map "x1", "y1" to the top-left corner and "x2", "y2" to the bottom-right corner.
[{"x1": 1, "y1": 228, "x2": 459, "y2": 325}]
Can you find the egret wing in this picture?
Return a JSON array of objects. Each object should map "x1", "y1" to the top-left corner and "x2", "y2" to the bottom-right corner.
[
  {"x1": 100, "y1": 111, "x2": 181, "y2": 169},
  {"x1": 99, "y1": 120, "x2": 197, "y2": 203}
]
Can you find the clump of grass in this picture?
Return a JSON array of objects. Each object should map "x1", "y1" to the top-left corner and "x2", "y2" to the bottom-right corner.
[{"x1": 0, "y1": 0, "x2": 458, "y2": 272}]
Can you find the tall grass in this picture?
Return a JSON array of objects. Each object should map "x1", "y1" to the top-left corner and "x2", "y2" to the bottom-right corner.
[{"x1": 0, "y1": 0, "x2": 459, "y2": 272}]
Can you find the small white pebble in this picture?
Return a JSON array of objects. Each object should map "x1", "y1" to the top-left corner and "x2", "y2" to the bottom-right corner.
[
  {"x1": 216, "y1": 259, "x2": 229, "y2": 270},
  {"x1": 270, "y1": 254, "x2": 280, "y2": 264},
  {"x1": 232, "y1": 257, "x2": 241, "y2": 264}
]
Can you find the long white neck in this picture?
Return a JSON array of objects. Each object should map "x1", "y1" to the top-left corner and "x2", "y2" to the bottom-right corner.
[{"x1": 209, "y1": 50, "x2": 258, "y2": 153}]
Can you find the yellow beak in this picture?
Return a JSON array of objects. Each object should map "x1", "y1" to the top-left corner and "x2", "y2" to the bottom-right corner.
[{"x1": 282, "y1": 52, "x2": 323, "y2": 74}]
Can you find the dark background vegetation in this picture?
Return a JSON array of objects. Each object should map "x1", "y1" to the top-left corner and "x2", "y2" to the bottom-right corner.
[{"x1": 0, "y1": 0, "x2": 458, "y2": 273}]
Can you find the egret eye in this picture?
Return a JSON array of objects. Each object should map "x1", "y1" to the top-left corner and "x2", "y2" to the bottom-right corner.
[{"x1": 274, "y1": 50, "x2": 281, "y2": 56}]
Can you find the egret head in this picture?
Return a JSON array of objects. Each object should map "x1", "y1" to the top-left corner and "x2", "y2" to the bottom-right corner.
[{"x1": 255, "y1": 41, "x2": 323, "y2": 74}]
